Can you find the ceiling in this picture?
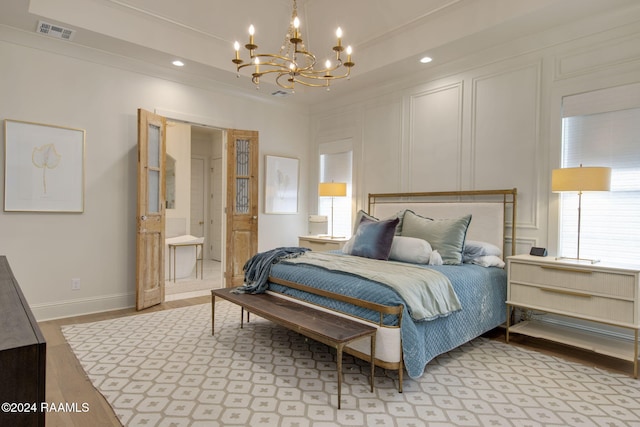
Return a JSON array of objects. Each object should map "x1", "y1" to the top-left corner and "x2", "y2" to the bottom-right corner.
[{"x1": 1, "y1": 0, "x2": 638, "y2": 105}]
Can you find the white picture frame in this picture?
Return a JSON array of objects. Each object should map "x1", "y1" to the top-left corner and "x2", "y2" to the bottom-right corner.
[
  {"x1": 264, "y1": 155, "x2": 299, "y2": 214},
  {"x1": 4, "y1": 119, "x2": 85, "y2": 212}
]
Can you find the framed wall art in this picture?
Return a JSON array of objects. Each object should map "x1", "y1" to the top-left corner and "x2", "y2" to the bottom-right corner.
[
  {"x1": 4, "y1": 119, "x2": 85, "y2": 212},
  {"x1": 264, "y1": 155, "x2": 299, "y2": 214}
]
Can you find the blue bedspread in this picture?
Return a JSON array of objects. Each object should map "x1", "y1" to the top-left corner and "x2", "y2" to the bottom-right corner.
[{"x1": 268, "y1": 256, "x2": 506, "y2": 379}]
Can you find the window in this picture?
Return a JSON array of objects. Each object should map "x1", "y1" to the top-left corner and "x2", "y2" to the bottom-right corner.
[
  {"x1": 318, "y1": 140, "x2": 353, "y2": 238},
  {"x1": 559, "y1": 84, "x2": 640, "y2": 264}
]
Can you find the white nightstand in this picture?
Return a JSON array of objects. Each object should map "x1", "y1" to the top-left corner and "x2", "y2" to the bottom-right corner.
[
  {"x1": 506, "y1": 254, "x2": 640, "y2": 378},
  {"x1": 298, "y1": 235, "x2": 349, "y2": 252}
]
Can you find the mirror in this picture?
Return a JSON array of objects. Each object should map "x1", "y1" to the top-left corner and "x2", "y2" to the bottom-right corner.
[{"x1": 166, "y1": 154, "x2": 176, "y2": 209}]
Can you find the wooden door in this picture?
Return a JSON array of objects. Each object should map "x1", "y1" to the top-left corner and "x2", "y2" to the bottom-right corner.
[
  {"x1": 225, "y1": 129, "x2": 259, "y2": 287},
  {"x1": 136, "y1": 109, "x2": 166, "y2": 310}
]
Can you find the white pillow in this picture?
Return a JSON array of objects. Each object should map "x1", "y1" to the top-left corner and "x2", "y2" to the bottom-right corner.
[
  {"x1": 469, "y1": 255, "x2": 505, "y2": 268},
  {"x1": 388, "y1": 236, "x2": 432, "y2": 264},
  {"x1": 428, "y1": 250, "x2": 443, "y2": 266},
  {"x1": 463, "y1": 240, "x2": 502, "y2": 262}
]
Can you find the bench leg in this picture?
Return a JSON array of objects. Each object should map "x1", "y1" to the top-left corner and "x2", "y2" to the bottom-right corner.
[
  {"x1": 336, "y1": 343, "x2": 344, "y2": 409},
  {"x1": 241, "y1": 307, "x2": 244, "y2": 329},
  {"x1": 211, "y1": 294, "x2": 216, "y2": 335},
  {"x1": 370, "y1": 334, "x2": 376, "y2": 392}
]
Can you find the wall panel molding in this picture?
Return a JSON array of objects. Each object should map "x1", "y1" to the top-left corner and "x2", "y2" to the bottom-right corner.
[
  {"x1": 471, "y1": 62, "x2": 542, "y2": 231},
  {"x1": 555, "y1": 32, "x2": 640, "y2": 80},
  {"x1": 406, "y1": 81, "x2": 463, "y2": 192}
]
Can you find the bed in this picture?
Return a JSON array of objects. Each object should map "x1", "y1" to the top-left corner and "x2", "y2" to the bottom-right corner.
[{"x1": 262, "y1": 189, "x2": 517, "y2": 391}]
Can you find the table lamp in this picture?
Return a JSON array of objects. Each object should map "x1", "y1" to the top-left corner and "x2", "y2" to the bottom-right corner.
[
  {"x1": 318, "y1": 182, "x2": 347, "y2": 238},
  {"x1": 551, "y1": 164, "x2": 611, "y2": 263}
]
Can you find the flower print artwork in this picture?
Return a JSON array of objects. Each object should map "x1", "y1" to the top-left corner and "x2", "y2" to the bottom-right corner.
[
  {"x1": 32, "y1": 143, "x2": 62, "y2": 194},
  {"x1": 4, "y1": 119, "x2": 84, "y2": 212},
  {"x1": 265, "y1": 155, "x2": 298, "y2": 214}
]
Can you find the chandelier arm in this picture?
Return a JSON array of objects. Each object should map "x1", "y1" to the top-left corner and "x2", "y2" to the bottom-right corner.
[
  {"x1": 287, "y1": 78, "x2": 330, "y2": 88},
  {"x1": 255, "y1": 52, "x2": 317, "y2": 73},
  {"x1": 236, "y1": 57, "x2": 298, "y2": 73},
  {"x1": 275, "y1": 73, "x2": 295, "y2": 90},
  {"x1": 299, "y1": 67, "x2": 352, "y2": 81}
]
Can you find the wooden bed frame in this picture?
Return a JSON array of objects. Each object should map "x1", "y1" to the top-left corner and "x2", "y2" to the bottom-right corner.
[{"x1": 268, "y1": 188, "x2": 518, "y2": 391}]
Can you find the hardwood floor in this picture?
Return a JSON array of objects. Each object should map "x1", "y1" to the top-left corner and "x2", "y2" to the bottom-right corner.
[{"x1": 39, "y1": 296, "x2": 634, "y2": 426}]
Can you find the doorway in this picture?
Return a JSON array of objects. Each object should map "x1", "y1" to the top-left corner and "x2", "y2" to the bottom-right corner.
[{"x1": 165, "y1": 122, "x2": 225, "y2": 300}]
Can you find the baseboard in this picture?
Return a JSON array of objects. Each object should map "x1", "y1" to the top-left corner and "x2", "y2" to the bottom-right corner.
[{"x1": 31, "y1": 293, "x2": 135, "y2": 322}]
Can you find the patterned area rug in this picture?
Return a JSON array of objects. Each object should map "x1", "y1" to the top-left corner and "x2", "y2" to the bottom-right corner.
[{"x1": 62, "y1": 301, "x2": 640, "y2": 426}]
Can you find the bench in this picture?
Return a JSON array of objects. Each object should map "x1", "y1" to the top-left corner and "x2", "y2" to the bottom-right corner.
[{"x1": 211, "y1": 287, "x2": 376, "y2": 409}]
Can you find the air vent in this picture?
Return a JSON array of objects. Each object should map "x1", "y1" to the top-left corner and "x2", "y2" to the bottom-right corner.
[{"x1": 36, "y1": 21, "x2": 76, "y2": 41}]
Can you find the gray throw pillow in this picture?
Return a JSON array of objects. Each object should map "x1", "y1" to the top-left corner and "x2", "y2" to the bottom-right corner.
[
  {"x1": 350, "y1": 217, "x2": 400, "y2": 260},
  {"x1": 401, "y1": 210, "x2": 471, "y2": 265}
]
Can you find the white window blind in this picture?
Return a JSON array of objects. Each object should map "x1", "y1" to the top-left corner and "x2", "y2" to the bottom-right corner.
[
  {"x1": 319, "y1": 141, "x2": 352, "y2": 238},
  {"x1": 560, "y1": 84, "x2": 640, "y2": 264}
]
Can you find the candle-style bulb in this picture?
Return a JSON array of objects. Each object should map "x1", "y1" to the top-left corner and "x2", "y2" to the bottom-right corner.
[
  {"x1": 346, "y1": 46, "x2": 352, "y2": 55},
  {"x1": 233, "y1": 41, "x2": 241, "y2": 62},
  {"x1": 325, "y1": 59, "x2": 331, "y2": 69},
  {"x1": 293, "y1": 17, "x2": 300, "y2": 29},
  {"x1": 336, "y1": 27, "x2": 342, "y2": 38},
  {"x1": 247, "y1": 24, "x2": 256, "y2": 49}
]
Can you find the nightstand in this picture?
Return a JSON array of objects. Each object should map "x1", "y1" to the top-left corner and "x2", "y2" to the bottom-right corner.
[
  {"x1": 506, "y1": 254, "x2": 640, "y2": 378},
  {"x1": 298, "y1": 235, "x2": 349, "y2": 252}
]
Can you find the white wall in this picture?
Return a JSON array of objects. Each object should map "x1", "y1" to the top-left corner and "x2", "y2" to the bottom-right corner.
[
  {"x1": 307, "y1": 7, "x2": 640, "y2": 340},
  {"x1": 308, "y1": 7, "x2": 640, "y2": 258},
  {"x1": 0, "y1": 26, "x2": 310, "y2": 320}
]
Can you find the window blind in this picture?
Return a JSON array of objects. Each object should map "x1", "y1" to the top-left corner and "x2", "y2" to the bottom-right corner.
[{"x1": 560, "y1": 84, "x2": 640, "y2": 264}]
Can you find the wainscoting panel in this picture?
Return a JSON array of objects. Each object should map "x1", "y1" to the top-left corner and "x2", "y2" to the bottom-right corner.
[
  {"x1": 556, "y1": 32, "x2": 640, "y2": 80},
  {"x1": 362, "y1": 99, "x2": 403, "y2": 195},
  {"x1": 471, "y1": 63, "x2": 541, "y2": 230},
  {"x1": 407, "y1": 82, "x2": 463, "y2": 192}
]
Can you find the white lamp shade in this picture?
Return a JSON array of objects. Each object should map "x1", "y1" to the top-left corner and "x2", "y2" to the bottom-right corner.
[
  {"x1": 318, "y1": 182, "x2": 347, "y2": 197},
  {"x1": 551, "y1": 166, "x2": 611, "y2": 193}
]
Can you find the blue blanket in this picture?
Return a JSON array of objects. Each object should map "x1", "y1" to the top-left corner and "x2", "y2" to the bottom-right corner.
[
  {"x1": 283, "y1": 251, "x2": 461, "y2": 321},
  {"x1": 232, "y1": 247, "x2": 309, "y2": 294},
  {"x1": 267, "y1": 254, "x2": 507, "y2": 378}
]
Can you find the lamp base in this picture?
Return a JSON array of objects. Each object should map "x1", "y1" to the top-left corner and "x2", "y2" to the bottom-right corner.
[{"x1": 555, "y1": 256, "x2": 600, "y2": 264}]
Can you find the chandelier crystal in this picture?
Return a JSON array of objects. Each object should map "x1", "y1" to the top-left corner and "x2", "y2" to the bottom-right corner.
[{"x1": 232, "y1": 0, "x2": 354, "y2": 91}]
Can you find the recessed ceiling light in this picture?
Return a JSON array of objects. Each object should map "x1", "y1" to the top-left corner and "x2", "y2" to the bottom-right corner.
[
  {"x1": 420, "y1": 56, "x2": 433, "y2": 64},
  {"x1": 172, "y1": 60, "x2": 185, "y2": 67}
]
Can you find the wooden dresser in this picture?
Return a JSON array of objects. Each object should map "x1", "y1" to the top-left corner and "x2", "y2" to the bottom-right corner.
[
  {"x1": 506, "y1": 254, "x2": 640, "y2": 377},
  {"x1": 0, "y1": 256, "x2": 46, "y2": 427}
]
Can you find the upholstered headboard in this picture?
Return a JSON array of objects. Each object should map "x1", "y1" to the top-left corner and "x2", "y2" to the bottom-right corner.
[{"x1": 368, "y1": 189, "x2": 517, "y2": 257}]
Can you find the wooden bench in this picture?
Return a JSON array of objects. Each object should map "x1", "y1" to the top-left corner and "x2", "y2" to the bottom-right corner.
[{"x1": 211, "y1": 287, "x2": 376, "y2": 409}]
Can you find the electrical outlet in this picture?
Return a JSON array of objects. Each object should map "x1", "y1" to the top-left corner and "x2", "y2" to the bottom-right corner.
[{"x1": 71, "y1": 278, "x2": 81, "y2": 290}]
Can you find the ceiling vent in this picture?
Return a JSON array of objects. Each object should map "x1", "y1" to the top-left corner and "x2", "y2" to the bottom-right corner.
[
  {"x1": 271, "y1": 90, "x2": 291, "y2": 97},
  {"x1": 36, "y1": 21, "x2": 76, "y2": 41}
]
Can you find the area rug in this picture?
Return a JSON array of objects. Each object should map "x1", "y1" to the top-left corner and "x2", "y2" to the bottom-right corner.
[{"x1": 62, "y1": 301, "x2": 640, "y2": 427}]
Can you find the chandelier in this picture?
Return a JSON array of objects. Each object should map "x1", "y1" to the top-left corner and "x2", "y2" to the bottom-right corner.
[{"x1": 232, "y1": 0, "x2": 354, "y2": 92}]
